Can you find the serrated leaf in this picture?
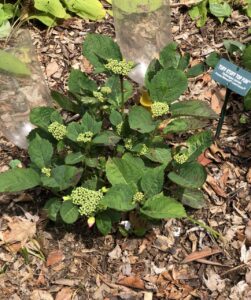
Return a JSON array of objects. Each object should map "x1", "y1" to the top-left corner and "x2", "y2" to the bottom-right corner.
[
  {"x1": 106, "y1": 155, "x2": 145, "y2": 186},
  {"x1": 177, "y1": 189, "x2": 205, "y2": 209},
  {"x1": 41, "y1": 166, "x2": 82, "y2": 191},
  {"x1": 30, "y1": 107, "x2": 56, "y2": 130},
  {"x1": 163, "y1": 117, "x2": 208, "y2": 134},
  {"x1": 60, "y1": 201, "x2": 79, "y2": 224},
  {"x1": 178, "y1": 53, "x2": 190, "y2": 71},
  {"x1": 101, "y1": 184, "x2": 135, "y2": 211},
  {"x1": 189, "y1": 1, "x2": 208, "y2": 27},
  {"x1": 28, "y1": 134, "x2": 53, "y2": 168},
  {"x1": 148, "y1": 69, "x2": 188, "y2": 103},
  {"x1": 159, "y1": 42, "x2": 181, "y2": 69},
  {"x1": 140, "y1": 193, "x2": 186, "y2": 219},
  {"x1": 0, "y1": 50, "x2": 31, "y2": 76},
  {"x1": 141, "y1": 166, "x2": 165, "y2": 198},
  {"x1": 92, "y1": 131, "x2": 121, "y2": 146},
  {"x1": 109, "y1": 110, "x2": 123, "y2": 126},
  {"x1": 96, "y1": 212, "x2": 112, "y2": 235},
  {"x1": 44, "y1": 198, "x2": 61, "y2": 221},
  {"x1": 187, "y1": 63, "x2": 205, "y2": 78},
  {"x1": 209, "y1": 1, "x2": 232, "y2": 18},
  {"x1": 83, "y1": 34, "x2": 122, "y2": 73},
  {"x1": 223, "y1": 40, "x2": 246, "y2": 54},
  {"x1": 81, "y1": 112, "x2": 102, "y2": 134},
  {"x1": 145, "y1": 58, "x2": 162, "y2": 87},
  {"x1": 65, "y1": 152, "x2": 85, "y2": 165},
  {"x1": 68, "y1": 69, "x2": 97, "y2": 96},
  {"x1": 0, "y1": 168, "x2": 40, "y2": 192},
  {"x1": 242, "y1": 45, "x2": 251, "y2": 71},
  {"x1": 171, "y1": 100, "x2": 218, "y2": 119},
  {"x1": 128, "y1": 106, "x2": 156, "y2": 133},
  {"x1": 206, "y1": 52, "x2": 220, "y2": 68},
  {"x1": 144, "y1": 147, "x2": 172, "y2": 166},
  {"x1": 51, "y1": 90, "x2": 79, "y2": 113},
  {"x1": 168, "y1": 162, "x2": 207, "y2": 189}
]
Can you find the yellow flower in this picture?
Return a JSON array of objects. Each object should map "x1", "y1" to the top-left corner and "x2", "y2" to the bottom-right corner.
[{"x1": 140, "y1": 90, "x2": 152, "y2": 108}]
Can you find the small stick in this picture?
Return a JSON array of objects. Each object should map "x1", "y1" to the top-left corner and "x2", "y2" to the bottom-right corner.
[{"x1": 215, "y1": 88, "x2": 232, "y2": 140}]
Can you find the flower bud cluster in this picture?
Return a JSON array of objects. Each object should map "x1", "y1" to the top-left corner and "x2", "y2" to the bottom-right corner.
[
  {"x1": 68, "y1": 187, "x2": 104, "y2": 217},
  {"x1": 76, "y1": 131, "x2": 94, "y2": 143},
  {"x1": 41, "y1": 167, "x2": 51, "y2": 177},
  {"x1": 48, "y1": 122, "x2": 67, "y2": 141},
  {"x1": 173, "y1": 153, "x2": 189, "y2": 164},
  {"x1": 151, "y1": 102, "x2": 169, "y2": 118},
  {"x1": 105, "y1": 59, "x2": 134, "y2": 76},
  {"x1": 93, "y1": 91, "x2": 105, "y2": 103},
  {"x1": 139, "y1": 144, "x2": 149, "y2": 156},
  {"x1": 133, "y1": 192, "x2": 144, "y2": 204},
  {"x1": 124, "y1": 138, "x2": 133, "y2": 150},
  {"x1": 100, "y1": 86, "x2": 112, "y2": 94},
  {"x1": 116, "y1": 122, "x2": 123, "y2": 135}
]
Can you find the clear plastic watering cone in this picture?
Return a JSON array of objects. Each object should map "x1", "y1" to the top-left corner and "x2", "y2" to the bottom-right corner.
[
  {"x1": 112, "y1": 0, "x2": 172, "y2": 86},
  {"x1": 0, "y1": 29, "x2": 52, "y2": 149}
]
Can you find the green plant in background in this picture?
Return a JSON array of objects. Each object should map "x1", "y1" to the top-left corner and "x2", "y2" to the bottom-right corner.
[
  {"x1": 0, "y1": 0, "x2": 111, "y2": 38},
  {"x1": 0, "y1": 34, "x2": 218, "y2": 236},
  {"x1": 189, "y1": 0, "x2": 250, "y2": 28}
]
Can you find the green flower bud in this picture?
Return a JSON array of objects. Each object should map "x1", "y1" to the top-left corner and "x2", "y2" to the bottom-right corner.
[
  {"x1": 139, "y1": 144, "x2": 149, "y2": 156},
  {"x1": 48, "y1": 122, "x2": 67, "y2": 141},
  {"x1": 70, "y1": 187, "x2": 104, "y2": 217},
  {"x1": 125, "y1": 138, "x2": 133, "y2": 150},
  {"x1": 151, "y1": 102, "x2": 169, "y2": 118},
  {"x1": 101, "y1": 86, "x2": 112, "y2": 94},
  {"x1": 173, "y1": 153, "x2": 188, "y2": 164},
  {"x1": 41, "y1": 167, "x2": 51, "y2": 177},
  {"x1": 105, "y1": 59, "x2": 134, "y2": 76},
  {"x1": 93, "y1": 91, "x2": 105, "y2": 103},
  {"x1": 116, "y1": 122, "x2": 123, "y2": 135},
  {"x1": 77, "y1": 131, "x2": 94, "y2": 143},
  {"x1": 133, "y1": 192, "x2": 144, "y2": 204}
]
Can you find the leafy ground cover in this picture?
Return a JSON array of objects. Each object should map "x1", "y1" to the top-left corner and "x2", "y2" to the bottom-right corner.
[{"x1": 0, "y1": 1, "x2": 251, "y2": 299}]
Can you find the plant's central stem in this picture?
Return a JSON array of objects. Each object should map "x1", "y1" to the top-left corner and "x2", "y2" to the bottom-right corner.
[{"x1": 120, "y1": 75, "x2": 125, "y2": 111}]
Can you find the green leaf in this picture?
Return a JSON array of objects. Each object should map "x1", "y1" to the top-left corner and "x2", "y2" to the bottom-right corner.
[
  {"x1": 51, "y1": 91, "x2": 79, "y2": 113},
  {"x1": 189, "y1": 1, "x2": 208, "y2": 27},
  {"x1": 145, "y1": 58, "x2": 162, "y2": 87},
  {"x1": 65, "y1": 152, "x2": 85, "y2": 165},
  {"x1": 140, "y1": 193, "x2": 186, "y2": 219},
  {"x1": 178, "y1": 53, "x2": 190, "y2": 71},
  {"x1": 0, "y1": 21, "x2": 11, "y2": 39},
  {"x1": 185, "y1": 131, "x2": 213, "y2": 161},
  {"x1": 106, "y1": 76, "x2": 133, "y2": 108},
  {"x1": 209, "y1": 1, "x2": 232, "y2": 18},
  {"x1": 144, "y1": 147, "x2": 172, "y2": 166},
  {"x1": 44, "y1": 198, "x2": 61, "y2": 221},
  {"x1": 28, "y1": 134, "x2": 53, "y2": 169},
  {"x1": 101, "y1": 184, "x2": 135, "y2": 211},
  {"x1": 92, "y1": 131, "x2": 121, "y2": 146},
  {"x1": 244, "y1": 90, "x2": 251, "y2": 110},
  {"x1": 242, "y1": 45, "x2": 251, "y2": 71},
  {"x1": 128, "y1": 106, "x2": 156, "y2": 133},
  {"x1": 0, "y1": 168, "x2": 40, "y2": 192},
  {"x1": 106, "y1": 155, "x2": 145, "y2": 186},
  {"x1": 187, "y1": 63, "x2": 205, "y2": 78},
  {"x1": 30, "y1": 107, "x2": 56, "y2": 130},
  {"x1": 148, "y1": 69, "x2": 188, "y2": 103},
  {"x1": 81, "y1": 112, "x2": 102, "y2": 134},
  {"x1": 62, "y1": 0, "x2": 106, "y2": 20},
  {"x1": 82, "y1": 34, "x2": 122, "y2": 73},
  {"x1": 96, "y1": 212, "x2": 112, "y2": 235},
  {"x1": 159, "y1": 42, "x2": 181, "y2": 69},
  {"x1": 66, "y1": 122, "x2": 83, "y2": 142},
  {"x1": 28, "y1": 13, "x2": 57, "y2": 27},
  {"x1": 141, "y1": 166, "x2": 165, "y2": 198},
  {"x1": 163, "y1": 117, "x2": 208, "y2": 134},
  {"x1": 0, "y1": 50, "x2": 31, "y2": 76},
  {"x1": 60, "y1": 201, "x2": 79, "y2": 224},
  {"x1": 206, "y1": 52, "x2": 220, "y2": 68},
  {"x1": 68, "y1": 69, "x2": 97, "y2": 95},
  {"x1": 177, "y1": 189, "x2": 205, "y2": 209},
  {"x1": 34, "y1": 0, "x2": 67, "y2": 18},
  {"x1": 168, "y1": 162, "x2": 207, "y2": 189},
  {"x1": 171, "y1": 100, "x2": 218, "y2": 119},
  {"x1": 223, "y1": 40, "x2": 246, "y2": 54},
  {"x1": 41, "y1": 166, "x2": 82, "y2": 191},
  {"x1": 109, "y1": 110, "x2": 123, "y2": 126}
]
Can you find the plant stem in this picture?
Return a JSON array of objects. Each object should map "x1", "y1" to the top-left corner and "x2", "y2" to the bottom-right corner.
[
  {"x1": 120, "y1": 75, "x2": 125, "y2": 112},
  {"x1": 215, "y1": 88, "x2": 231, "y2": 140},
  {"x1": 187, "y1": 216, "x2": 222, "y2": 240}
]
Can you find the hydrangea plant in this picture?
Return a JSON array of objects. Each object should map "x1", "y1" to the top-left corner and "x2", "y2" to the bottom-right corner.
[{"x1": 0, "y1": 34, "x2": 218, "y2": 236}]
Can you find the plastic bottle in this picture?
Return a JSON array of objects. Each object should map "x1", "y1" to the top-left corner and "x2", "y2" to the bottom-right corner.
[
  {"x1": 112, "y1": 0, "x2": 172, "y2": 86},
  {"x1": 0, "y1": 29, "x2": 52, "y2": 149}
]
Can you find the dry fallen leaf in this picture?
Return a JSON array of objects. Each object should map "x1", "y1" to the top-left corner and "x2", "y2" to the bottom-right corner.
[
  {"x1": 246, "y1": 168, "x2": 251, "y2": 184},
  {"x1": 203, "y1": 269, "x2": 226, "y2": 292},
  {"x1": 211, "y1": 88, "x2": 226, "y2": 114},
  {"x1": 118, "y1": 276, "x2": 145, "y2": 290},
  {"x1": 46, "y1": 250, "x2": 65, "y2": 267},
  {"x1": 108, "y1": 244, "x2": 122, "y2": 260},
  {"x1": 0, "y1": 217, "x2": 36, "y2": 249},
  {"x1": 55, "y1": 287, "x2": 73, "y2": 300},
  {"x1": 183, "y1": 246, "x2": 222, "y2": 263},
  {"x1": 30, "y1": 290, "x2": 53, "y2": 300},
  {"x1": 46, "y1": 61, "x2": 59, "y2": 77},
  {"x1": 197, "y1": 151, "x2": 212, "y2": 166},
  {"x1": 245, "y1": 221, "x2": 251, "y2": 246},
  {"x1": 206, "y1": 175, "x2": 227, "y2": 198}
]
